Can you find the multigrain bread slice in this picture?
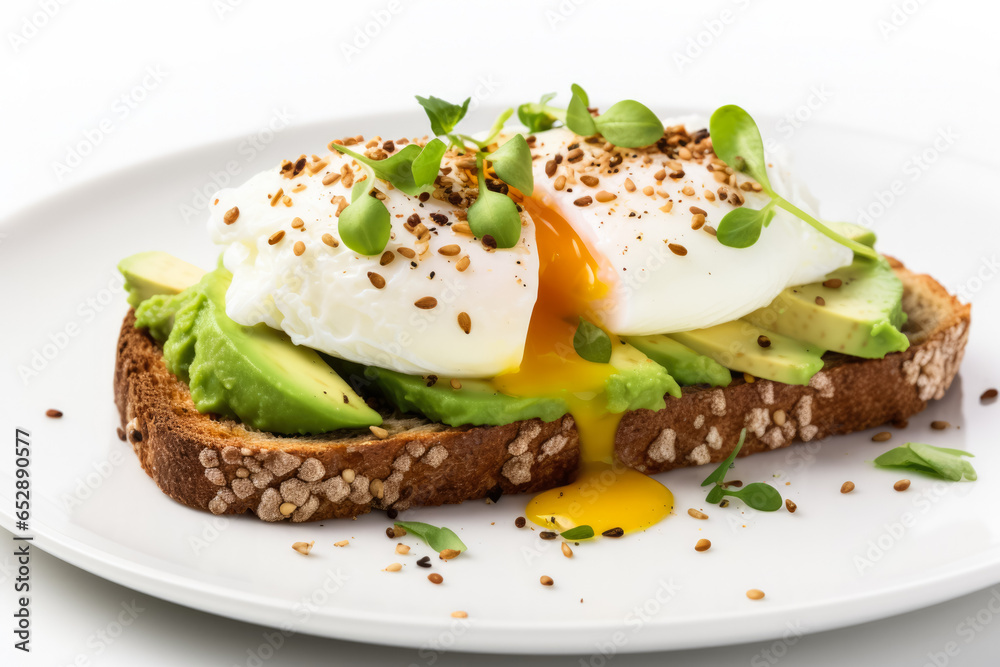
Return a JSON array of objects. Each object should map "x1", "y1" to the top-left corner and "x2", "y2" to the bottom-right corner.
[{"x1": 114, "y1": 260, "x2": 970, "y2": 522}]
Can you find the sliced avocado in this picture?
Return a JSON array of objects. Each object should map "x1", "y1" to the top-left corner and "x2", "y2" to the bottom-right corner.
[
  {"x1": 668, "y1": 321, "x2": 824, "y2": 386},
  {"x1": 830, "y1": 221, "x2": 876, "y2": 248},
  {"x1": 351, "y1": 341, "x2": 679, "y2": 428},
  {"x1": 135, "y1": 268, "x2": 381, "y2": 434},
  {"x1": 605, "y1": 339, "x2": 681, "y2": 412},
  {"x1": 745, "y1": 256, "x2": 908, "y2": 359},
  {"x1": 119, "y1": 251, "x2": 206, "y2": 307},
  {"x1": 624, "y1": 334, "x2": 732, "y2": 387}
]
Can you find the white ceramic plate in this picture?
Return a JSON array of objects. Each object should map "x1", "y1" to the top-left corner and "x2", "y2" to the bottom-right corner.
[{"x1": 1, "y1": 111, "x2": 998, "y2": 654}]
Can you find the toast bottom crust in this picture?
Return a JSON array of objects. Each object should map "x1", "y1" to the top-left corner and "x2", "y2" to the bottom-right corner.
[{"x1": 114, "y1": 261, "x2": 969, "y2": 522}]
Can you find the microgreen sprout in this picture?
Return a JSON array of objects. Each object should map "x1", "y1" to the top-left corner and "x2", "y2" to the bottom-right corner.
[
  {"x1": 573, "y1": 317, "x2": 612, "y2": 364},
  {"x1": 709, "y1": 105, "x2": 878, "y2": 260},
  {"x1": 701, "y1": 429, "x2": 783, "y2": 511}
]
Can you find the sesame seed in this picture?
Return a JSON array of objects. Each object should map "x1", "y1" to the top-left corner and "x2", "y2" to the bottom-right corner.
[
  {"x1": 757, "y1": 335, "x2": 771, "y2": 348},
  {"x1": 457, "y1": 311, "x2": 471, "y2": 334},
  {"x1": 773, "y1": 409, "x2": 786, "y2": 426},
  {"x1": 595, "y1": 190, "x2": 617, "y2": 203},
  {"x1": 545, "y1": 160, "x2": 557, "y2": 177},
  {"x1": 601, "y1": 527, "x2": 624, "y2": 538},
  {"x1": 370, "y1": 425, "x2": 389, "y2": 439},
  {"x1": 367, "y1": 272, "x2": 386, "y2": 289},
  {"x1": 450, "y1": 378, "x2": 462, "y2": 389},
  {"x1": 561, "y1": 543, "x2": 573, "y2": 558},
  {"x1": 428, "y1": 573, "x2": 444, "y2": 584},
  {"x1": 270, "y1": 188, "x2": 284, "y2": 206},
  {"x1": 293, "y1": 241, "x2": 305, "y2": 256},
  {"x1": 334, "y1": 540, "x2": 349, "y2": 547},
  {"x1": 785, "y1": 499, "x2": 797, "y2": 513},
  {"x1": 931, "y1": 420, "x2": 950, "y2": 430},
  {"x1": 624, "y1": 178, "x2": 636, "y2": 193},
  {"x1": 642, "y1": 186, "x2": 655, "y2": 197},
  {"x1": 45, "y1": 409, "x2": 63, "y2": 418},
  {"x1": 439, "y1": 548, "x2": 460, "y2": 560},
  {"x1": 981, "y1": 388, "x2": 998, "y2": 402},
  {"x1": 580, "y1": 175, "x2": 599, "y2": 187},
  {"x1": 668, "y1": 243, "x2": 687, "y2": 256},
  {"x1": 823, "y1": 278, "x2": 843, "y2": 289},
  {"x1": 292, "y1": 541, "x2": 314, "y2": 555},
  {"x1": 815, "y1": 296, "x2": 826, "y2": 306},
  {"x1": 841, "y1": 481, "x2": 855, "y2": 494},
  {"x1": 554, "y1": 175, "x2": 567, "y2": 191},
  {"x1": 573, "y1": 196, "x2": 593, "y2": 207},
  {"x1": 872, "y1": 431, "x2": 892, "y2": 442},
  {"x1": 540, "y1": 575, "x2": 554, "y2": 587},
  {"x1": 291, "y1": 217, "x2": 304, "y2": 229},
  {"x1": 653, "y1": 168, "x2": 667, "y2": 181},
  {"x1": 384, "y1": 562, "x2": 402, "y2": 572},
  {"x1": 268, "y1": 230, "x2": 285, "y2": 245},
  {"x1": 695, "y1": 539, "x2": 711, "y2": 552},
  {"x1": 415, "y1": 296, "x2": 438, "y2": 309},
  {"x1": 279, "y1": 502, "x2": 296, "y2": 516},
  {"x1": 682, "y1": 185, "x2": 696, "y2": 196},
  {"x1": 223, "y1": 207, "x2": 240, "y2": 224},
  {"x1": 456, "y1": 255, "x2": 471, "y2": 272},
  {"x1": 746, "y1": 589, "x2": 765, "y2": 600},
  {"x1": 322, "y1": 172, "x2": 341, "y2": 186},
  {"x1": 438, "y1": 244, "x2": 461, "y2": 256},
  {"x1": 894, "y1": 479, "x2": 911, "y2": 492},
  {"x1": 398, "y1": 247, "x2": 415, "y2": 259},
  {"x1": 687, "y1": 508, "x2": 708, "y2": 520},
  {"x1": 451, "y1": 611, "x2": 468, "y2": 619},
  {"x1": 380, "y1": 251, "x2": 395, "y2": 266},
  {"x1": 567, "y1": 148, "x2": 584, "y2": 162}
]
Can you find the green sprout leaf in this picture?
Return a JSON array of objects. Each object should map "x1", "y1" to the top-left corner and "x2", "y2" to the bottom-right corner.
[
  {"x1": 467, "y1": 155, "x2": 523, "y2": 248},
  {"x1": 487, "y1": 134, "x2": 534, "y2": 195},
  {"x1": 573, "y1": 317, "x2": 612, "y2": 364},
  {"x1": 411, "y1": 138, "x2": 447, "y2": 188},
  {"x1": 560, "y1": 525, "x2": 595, "y2": 540},
  {"x1": 874, "y1": 443, "x2": 977, "y2": 481},
  {"x1": 594, "y1": 100, "x2": 664, "y2": 148},
  {"x1": 715, "y1": 204, "x2": 775, "y2": 249},
  {"x1": 394, "y1": 521, "x2": 468, "y2": 553},
  {"x1": 566, "y1": 83, "x2": 597, "y2": 137},
  {"x1": 705, "y1": 486, "x2": 726, "y2": 504},
  {"x1": 518, "y1": 92, "x2": 560, "y2": 133},
  {"x1": 709, "y1": 105, "x2": 773, "y2": 192},
  {"x1": 338, "y1": 179, "x2": 391, "y2": 256},
  {"x1": 726, "y1": 482, "x2": 783, "y2": 512},
  {"x1": 415, "y1": 95, "x2": 471, "y2": 136},
  {"x1": 701, "y1": 428, "x2": 747, "y2": 487},
  {"x1": 331, "y1": 143, "x2": 422, "y2": 196},
  {"x1": 480, "y1": 108, "x2": 514, "y2": 146}
]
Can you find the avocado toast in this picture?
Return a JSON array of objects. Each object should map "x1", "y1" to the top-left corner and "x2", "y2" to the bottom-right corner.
[{"x1": 114, "y1": 90, "x2": 970, "y2": 528}]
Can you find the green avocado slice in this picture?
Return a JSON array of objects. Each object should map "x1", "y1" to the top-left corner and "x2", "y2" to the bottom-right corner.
[
  {"x1": 624, "y1": 334, "x2": 732, "y2": 387},
  {"x1": 132, "y1": 266, "x2": 381, "y2": 434},
  {"x1": 119, "y1": 251, "x2": 207, "y2": 307},
  {"x1": 745, "y1": 256, "x2": 908, "y2": 359},
  {"x1": 668, "y1": 320, "x2": 824, "y2": 386}
]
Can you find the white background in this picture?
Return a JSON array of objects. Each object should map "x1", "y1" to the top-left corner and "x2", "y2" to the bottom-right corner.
[{"x1": 3, "y1": 0, "x2": 999, "y2": 664}]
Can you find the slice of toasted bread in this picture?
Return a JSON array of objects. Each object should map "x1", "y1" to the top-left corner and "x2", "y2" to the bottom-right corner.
[{"x1": 114, "y1": 260, "x2": 969, "y2": 522}]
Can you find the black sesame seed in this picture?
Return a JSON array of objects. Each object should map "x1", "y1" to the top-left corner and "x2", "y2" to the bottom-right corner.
[
  {"x1": 417, "y1": 556, "x2": 432, "y2": 568},
  {"x1": 540, "y1": 531, "x2": 558, "y2": 540},
  {"x1": 514, "y1": 516, "x2": 526, "y2": 528},
  {"x1": 486, "y1": 484, "x2": 503, "y2": 503},
  {"x1": 386, "y1": 508, "x2": 398, "y2": 520}
]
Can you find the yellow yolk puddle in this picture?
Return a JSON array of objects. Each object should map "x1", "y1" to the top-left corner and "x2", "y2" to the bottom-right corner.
[{"x1": 492, "y1": 197, "x2": 674, "y2": 536}]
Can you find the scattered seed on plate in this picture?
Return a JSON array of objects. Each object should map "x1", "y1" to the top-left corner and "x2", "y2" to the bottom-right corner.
[
  {"x1": 785, "y1": 499, "x2": 797, "y2": 513},
  {"x1": 695, "y1": 539, "x2": 712, "y2": 552},
  {"x1": 981, "y1": 388, "x2": 998, "y2": 402},
  {"x1": 930, "y1": 420, "x2": 950, "y2": 430},
  {"x1": 417, "y1": 556, "x2": 431, "y2": 568},
  {"x1": 384, "y1": 562, "x2": 402, "y2": 572},
  {"x1": 539, "y1": 531, "x2": 557, "y2": 540},
  {"x1": 872, "y1": 431, "x2": 892, "y2": 442},
  {"x1": 688, "y1": 508, "x2": 708, "y2": 520},
  {"x1": 451, "y1": 611, "x2": 468, "y2": 619},
  {"x1": 334, "y1": 540, "x2": 349, "y2": 547},
  {"x1": 841, "y1": 481, "x2": 855, "y2": 494},
  {"x1": 395, "y1": 543, "x2": 410, "y2": 555},
  {"x1": 46, "y1": 409, "x2": 63, "y2": 418},
  {"x1": 292, "y1": 541, "x2": 314, "y2": 555},
  {"x1": 746, "y1": 589, "x2": 765, "y2": 600},
  {"x1": 561, "y1": 543, "x2": 573, "y2": 558},
  {"x1": 428, "y1": 573, "x2": 444, "y2": 584},
  {"x1": 540, "y1": 575, "x2": 554, "y2": 587},
  {"x1": 439, "y1": 549, "x2": 460, "y2": 560},
  {"x1": 515, "y1": 517, "x2": 526, "y2": 528}
]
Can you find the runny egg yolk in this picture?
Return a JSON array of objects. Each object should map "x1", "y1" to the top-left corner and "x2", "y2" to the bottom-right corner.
[{"x1": 492, "y1": 196, "x2": 674, "y2": 536}]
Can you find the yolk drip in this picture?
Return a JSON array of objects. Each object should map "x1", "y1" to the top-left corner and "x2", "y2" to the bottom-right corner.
[{"x1": 492, "y1": 197, "x2": 674, "y2": 536}]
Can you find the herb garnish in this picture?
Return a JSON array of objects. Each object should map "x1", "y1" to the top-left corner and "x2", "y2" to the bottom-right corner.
[
  {"x1": 394, "y1": 520, "x2": 468, "y2": 553},
  {"x1": 560, "y1": 525, "x2": 595, "y2": 540},
  {"x1": 709, "y1": 105, "x2": 877, "y2": 260},
  {"x1": 573, "y1": 317, "x2": 612, "y2": 363},
  {"x1": 518, "y1": 84, "x2": 665, "y2": 148},
  {"x1": 874, "y1": 443, "x2": 977, "y2": 481},
  {"x1": 701, "y1": 429, "x2": 783, "y2": 511}
]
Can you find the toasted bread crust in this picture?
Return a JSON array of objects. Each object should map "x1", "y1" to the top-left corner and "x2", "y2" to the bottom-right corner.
[{"x1": 115, "y1": 262, "x2": 969, "y2": 522}]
